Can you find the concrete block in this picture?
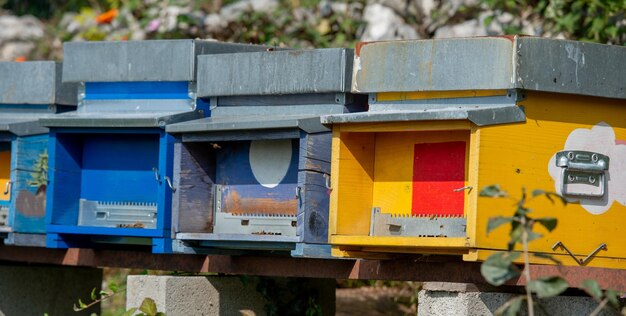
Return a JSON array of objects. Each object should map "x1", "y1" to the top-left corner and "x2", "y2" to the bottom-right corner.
[
  {"x1": 126, "y1": 275, "x2": 336, "y2": 316},
  {"x1": 418, "y1": 282, "x2": 614, "y2": 316},
  {"x1": 0, "y1": 265, "x2": 102, "y2": 316}
]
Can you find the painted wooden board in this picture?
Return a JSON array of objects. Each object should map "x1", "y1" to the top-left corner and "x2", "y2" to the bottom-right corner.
[
  {"x1": 173, "y1": 142, "x2": 215, "y2": 234},
  {"x1": 11, "y1": 134, "x2": 49, "y2": 233},
  {"x1": 46, "y1": 128, "x2": 174, "y2": 253},
  {"x1": 474, "y1": 91, "x2": 626, "y2": 266},
  {"x1": 0, "y1": 142, "x2": 11, "y2": 202},
  {"x1": 216, "y1": 139, "x2": 299, "y2": 216}
]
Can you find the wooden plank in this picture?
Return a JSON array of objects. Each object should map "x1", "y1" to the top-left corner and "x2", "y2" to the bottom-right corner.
[
  {"x1": 297, "y1": 171, "x2": 330, "y2": 244},
  {"x1": 182, "y1": 129, "x2": 299, "y2": 142},
  {"x1": 174, "y1": 142, "x2": 215, "y2": 234},
  {"x1": 299, "y1": 132, "x2": 332, "y2": 162},
  {"x1": 333, "y1": 131, "x2": 375, "y2": 235},
  {"x1": 11, "y1": 134, "x2": 49, "y2": 234}
]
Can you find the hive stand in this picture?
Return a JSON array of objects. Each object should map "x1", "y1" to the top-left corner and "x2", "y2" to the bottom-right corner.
[
  {"x1": 0, "y1": 61, "x2": 77, "y2": 247},
  {"x1": 322, "y1": 36, "x2": 626, "y2": 269},
  {"x1": 41, "y1": 40, "x2": 269, "y2": 253},
  {"x1": 166, "y1": 48, "x2": 367, "y2": 257}
]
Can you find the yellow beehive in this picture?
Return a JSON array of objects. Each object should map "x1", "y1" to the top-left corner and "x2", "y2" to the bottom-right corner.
[{"x1": 321, "y1": 36, "x2": 626, "y2": 269}]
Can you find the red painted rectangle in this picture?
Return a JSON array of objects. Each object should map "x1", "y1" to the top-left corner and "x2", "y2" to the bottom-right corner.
[{"x1": 412, "y1": 141, "x2": 466, "y2": 216}]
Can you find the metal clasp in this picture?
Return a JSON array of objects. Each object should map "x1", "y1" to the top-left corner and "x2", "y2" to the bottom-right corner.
[
  {"x1": 552, "y1": 241, "x2": 607, "y2": 266},
  {"x1": 555, "y1": 151, "x2": 609, "y2": 198},
  {"x1": 152, "y1": 167, "x2": 176, "y2": 193},
  {"x1": 3, "y1": 181, "x2": 11, "y2": 195}
]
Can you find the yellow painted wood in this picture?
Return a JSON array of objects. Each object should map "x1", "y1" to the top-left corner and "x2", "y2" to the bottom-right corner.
[
  {"x1": 0, "y1": 150, "x2": 10, "y2": 201},
  {"x1": 377, "y1": 90, "x2": 508, "y2": 102},
  {"x1": 475, "y1": 91, "x2": 626, "y2": 262},
  {"x1": 331, "y1": 235, "x2": 470, "y2": 248},
  {"x1": 471, "y1": 249, "x2": 626, "y2": 270},
  {"x1": 338, "y1": 121, "x2": 470, "y2": 133},
  {"x1": 332, "y1": 130, "x2": 375, "y2": 236},
  {"x1": 372, "y1": 131, "x2": 469, "y2": 216}
]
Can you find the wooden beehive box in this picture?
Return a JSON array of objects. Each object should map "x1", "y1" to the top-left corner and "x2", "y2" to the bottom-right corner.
[
  {"x1": 322, "y1": 37, "x2": 626, "y2": 268},
  {"x1": 0, "y1": 61, "x2": 76, "y2": 247},
  {"x1": 41, "y1": 40, "x2": 268, "y2": 253},
  {"x1": 167, "y1": 48, "x2": 366, "y2": 257}
]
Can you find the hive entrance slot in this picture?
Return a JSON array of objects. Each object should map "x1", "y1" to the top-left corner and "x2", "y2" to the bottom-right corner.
[{"x1": 78, "y1": 199, "x2": 157, "y2": 229}]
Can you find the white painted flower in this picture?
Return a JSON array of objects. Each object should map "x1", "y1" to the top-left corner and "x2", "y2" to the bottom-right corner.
[{"x1": 548, "y1": 122, "x2": 626, "y2": 215}]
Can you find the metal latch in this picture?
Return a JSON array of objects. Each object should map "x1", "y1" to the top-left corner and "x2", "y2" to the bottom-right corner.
[
  {"x1": 0, "y1": 205, "x2": 8, "y2": 226},
  {"x1": 555, "y1": 151, "x2": 609, "y2": 198}
]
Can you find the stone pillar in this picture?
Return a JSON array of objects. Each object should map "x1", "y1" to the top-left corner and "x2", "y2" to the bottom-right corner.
[
  {"x1": 417, "y1": 282, "x2": 612, "y2": 316},
  {"x1": 126, "y1": 275, "x2": 336, "y2": 316},
  {"x1": 0, "y1": 265, "x2": 102, "y2": 315}
]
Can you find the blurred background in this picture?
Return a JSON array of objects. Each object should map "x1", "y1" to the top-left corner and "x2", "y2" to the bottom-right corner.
[{"x1": 0, "y1": 0, "x2": 624, "y2": 61}]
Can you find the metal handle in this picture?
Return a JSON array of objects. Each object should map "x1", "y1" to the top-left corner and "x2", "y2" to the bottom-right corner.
[
  {"x1": 295, "y1": 186, "x2": 301, "y2": 199},
  {"x1": 152, "y1": 167, "x2": 160, "y2": 182},
  {"x1": 551, "y1": 241, "x2": 607, "y2": 265},
  {"x1": 164, "y1": 176, "x2": 176, "y2": 193},
  {"x1": 555, "y1": 150, "x2": 609, "y2": 198},
  {"x1": 3, "y1": 181, "x2": 10, "y2": 195},
  {"x1": 152, "y1": 168, "x2": 176, "y2": 193}
]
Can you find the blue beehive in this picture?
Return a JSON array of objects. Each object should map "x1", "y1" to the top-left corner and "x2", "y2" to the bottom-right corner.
[
  {"x1": 166, "y1": 48, "x2": 366, "y2": 257},
  {"x1": 0, "y1": 61, "x2": 77, "y2": 247},
  {"x1": 41, "y1": 40, "x2": 268, "y2": 253}
]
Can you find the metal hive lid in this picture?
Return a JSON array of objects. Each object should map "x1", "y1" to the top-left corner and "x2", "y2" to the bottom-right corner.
[
  {"x1": 352, "y1": 36, "x2": 626, "y2": 100},
  {"x1": 62, "y1": 40, "x2": 270, "y2": 83},
  {"x1": 0, "y1": 61, "x2": 77, "y2": 105},
  {"x1": 196, "y1": 48, "x2": 354, "y2": 97}
]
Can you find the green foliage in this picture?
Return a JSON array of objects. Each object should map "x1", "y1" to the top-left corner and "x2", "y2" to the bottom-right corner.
[
  {"x1": 243, "y1": 276, "x2": 324, "y2": 316},
  {"x1": 480, "y1": 185, "x2": 569, "y2": 315},
  {"x1": 481, "y1": 0, "x2": 626, "y2": 44}
]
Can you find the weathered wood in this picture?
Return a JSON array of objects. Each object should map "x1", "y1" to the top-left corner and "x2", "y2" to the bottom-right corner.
[
  {"x1": 297, "y1": 170, "x2": 330, "y2": 244},
  {"x1": 182, "y1": 129, "x2": 299, "y2": 142},
  {"x1": 174, "y1": 142, "x2": 215, "y2": 234},
  {"x1": 10, "y1": 134, "x2": 49, "y2": 235}
]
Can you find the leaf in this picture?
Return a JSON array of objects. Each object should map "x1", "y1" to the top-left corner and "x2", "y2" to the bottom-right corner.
[
  {"x1": 109, "y1": 282, "x2": 119, "y2": 293},
  {"x1": 526, "y1": 230, "x2": 543, "y2": 242},
  {"x1": 533, "y1": 252, "x2": 562, "y2": 265},
  {"x1": 91, "y1": 287, "x2": 97, "y2": 300},
  {"x1": 606, "y1": 289, "x2": 620, "y2": 308},
  {"x1": 509, "y1": 224, "x2": 524, "y2": 248},
  {"x1": 122, "y1": 307, "x2": 138, "y2": 316},
  {"x1": 582, "y1": 279, "x2": 603, "y2": 300},
  {"x1": 481, "y1": 252, "x2": 521, "y2": 286},
  {"x1": 495, "y1": 295, "x2": 525, "y2": 316},
  {"x1": 536, "y1": 217, "x2": 558, "y2": 232},
  {"x1": 487, "y1": 216, "x2": 514, "y2": 235},
  {"x1": 480, "y1": 185, "x2": 507, "y2": 197},
  {"x1": 527, "y1": 276, "x2": 569, "y2": 298},
  {"x1": 139, "y1": 298, "x2": 158, "y2": 316}
]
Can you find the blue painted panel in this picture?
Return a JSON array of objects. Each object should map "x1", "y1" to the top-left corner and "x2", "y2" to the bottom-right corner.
[
  {"x1": 216, "y1": 140, "x2": 299, "y2": 214},
  {"x1": 84, "y1": 82, "x2": 189, "y2": 100},
  {"x1": 46, "y1": 127, "x2": 175, "y2": 252},
  {"x1": 10, "y1": 134, "x2": 49, "y2": 233},
  {"x1": 47, "y1": 224, "x2": 166, "y2": 237},
  {"x1": 81, "y1": 134, "x2": 159, "y2": 203}
]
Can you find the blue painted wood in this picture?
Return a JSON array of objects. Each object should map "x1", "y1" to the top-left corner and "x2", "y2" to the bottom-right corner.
[
  {"x1": 216, "y1": 139, "x2": 299, "y2": 214},
  {"x1": 10, "y1": 134, "x2": 49, "y2": 234},
  {"x1": 46, "y1": 127, "x2": 175, "y2": 252},
  {"x1": 84, "y1": 81, "x2": 189, "y2": 100},
  {"x1": 298, "y1": 132, "x2": 332, "y2": 174},
  {"x1": 297, "y1": 171, "x2": 330, "y2": 244},
  {"x1": 291, "y1": 243, "x2": 333, "y2": 258},
  {"x1": 46, "y1": 232, "x2": 170, "y2": 253}
]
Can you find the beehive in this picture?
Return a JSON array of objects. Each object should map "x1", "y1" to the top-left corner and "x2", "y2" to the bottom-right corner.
[
  {"x1": 167, "y1": 48, "x2": 366, "y2": 257},
  {"x1": 322, "y1": 36, "x2": 626, "y2": 268},
  {"x1": 41, "y1": 40, "x2": 267, "y2": 253},
  {"x1": 0, "y1": 61, "x2": 76, "y2": 246}
]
